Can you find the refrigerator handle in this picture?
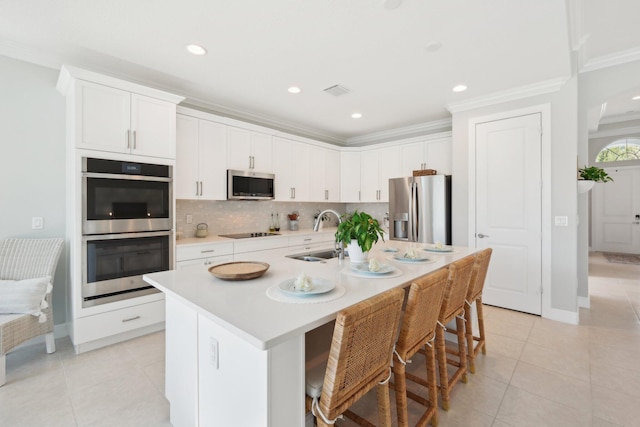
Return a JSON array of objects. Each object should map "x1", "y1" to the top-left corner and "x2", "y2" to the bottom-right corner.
[{"x1": 411, "y1": 181, "x2": 418, "y2": 241}]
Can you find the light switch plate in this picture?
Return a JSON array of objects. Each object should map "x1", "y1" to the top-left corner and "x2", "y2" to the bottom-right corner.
[
  {"x1": 554, "y1": 216, "x2": 568, "y2": 227},
  {"x1": 32, "y1": 217, "x2": 43, "y2": 229}
]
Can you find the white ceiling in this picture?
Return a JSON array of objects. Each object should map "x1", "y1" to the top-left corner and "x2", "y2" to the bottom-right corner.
[{"x1": 0, "y1": 0, "x2": 639, "y2": 144}]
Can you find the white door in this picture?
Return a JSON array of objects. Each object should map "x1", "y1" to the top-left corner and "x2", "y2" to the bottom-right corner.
[
  {"x1": 593, "y1": 167, "x2": 640, "y2": 254},
  {"x1": 475, "y1": 113, "x2": 542, "y2": 315}
]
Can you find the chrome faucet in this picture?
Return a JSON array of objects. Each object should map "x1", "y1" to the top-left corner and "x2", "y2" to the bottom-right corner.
[{"x1": 313, "y1": 209, "x2": 345, "y2": 260}]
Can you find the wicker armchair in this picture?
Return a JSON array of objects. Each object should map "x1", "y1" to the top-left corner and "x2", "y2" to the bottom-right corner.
[{"x1": 0, "y1": 238, "x2": 64, "y2": 386}]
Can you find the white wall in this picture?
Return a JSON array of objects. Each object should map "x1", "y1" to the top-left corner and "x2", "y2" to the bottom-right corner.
[
  {"x1": 0, "y1": 55, "x2": 68, "y2": 326},
  {"x1": 451, "y1": 77, "x2": 579, "y2": 318}
]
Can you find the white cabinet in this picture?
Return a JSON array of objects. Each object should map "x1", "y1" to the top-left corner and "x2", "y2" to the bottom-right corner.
[
  {"x1": 175, "y1": 241, "x2": 234, "y2": 269},
  {"x1": 75, "y1": 80, "x2": 177, "y2": 159},
  {"x1": 340, "y1": 151, "x2": 362, "y2": 202},
  {"x1": 227, "y1": 127, "x2": 273, "y2": 172},
  {"x1": 176, "y1": 114, "x2": 227, "y2": 200},
  {"x1": 360, "y1": 147, "x2": 402, "y2": 202},
  {"x1": 400, "y1": 137, "x2": 452, "y2": 175},
  {"x1": 309, "y1": 146, "x2": 340, "y2": 202},
  {"x1": 274, "y1": 137, "x2": 310, "y2": 201}
]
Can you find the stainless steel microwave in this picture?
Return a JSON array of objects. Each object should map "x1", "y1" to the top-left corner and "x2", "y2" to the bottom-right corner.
[{"x1": 227, "y1": 169, "x2": 275, "y2": 200}]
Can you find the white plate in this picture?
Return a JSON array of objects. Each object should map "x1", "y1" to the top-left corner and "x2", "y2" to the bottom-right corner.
[
  {"x1": 423, "y1": 245, "x2": 454, "y2": 253},
  {"x1": 381, "y1": 247, "x2": 398, "y2": 253},
  {"x1": 393, "y1": 254, "x2": 431, "y2": 263},
  {"x1": 278, "y1": 278, "x2": 335, "y2": 296},
  {"x1": 351, "y1": 263, "x2": 395, "y2": 275}
]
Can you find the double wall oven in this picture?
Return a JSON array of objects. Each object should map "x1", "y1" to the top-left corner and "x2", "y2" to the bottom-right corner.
[{"x1": 81, "y1": 157, "x2": 173, "y2": 307}]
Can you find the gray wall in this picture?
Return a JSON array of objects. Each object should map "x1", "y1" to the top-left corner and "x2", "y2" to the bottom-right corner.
[
  {"x1": 451, "y1": 76, "x2": 579, "y2": 315},
  {"x1": 0, "y1": 55, "x2": 68, "y2": 326}
]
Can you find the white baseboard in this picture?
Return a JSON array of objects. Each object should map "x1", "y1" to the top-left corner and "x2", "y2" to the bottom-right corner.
[
  {"x1": 544, "y1": 307, "x2": 579, "y2": 325},
  {"x1": 578, "y1": 296, "x2": 590, "y2": 308}
]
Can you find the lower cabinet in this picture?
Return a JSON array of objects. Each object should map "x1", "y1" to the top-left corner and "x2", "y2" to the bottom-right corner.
[
  {"x1": 72, "y1": 299, "x2": 165, "y2": 350},
  {"x1": 175, "y1": 241, "x2": 234, "y2": 268}
]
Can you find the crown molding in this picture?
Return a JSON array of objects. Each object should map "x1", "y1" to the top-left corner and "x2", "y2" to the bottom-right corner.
[
  {"x1": 445, "y1": 77, "x2": 568, "y2": 114},
  {"x1": 345, "y1": 119, "x2": 452, "y2": 146},
  {"x1": 589, "y1": 125, "x2": 640, "y2": 139},
  {"x1": 579, "y1": 47, "x2": 640, "y2": 74},
  {"x1": 181, "y1": 97, "x2": 346, "y2": 146},
  {"x1": 599, "y1": 112, "x2": 640, "y2": 125},
  {"x1": 0, "y1": 40, "x2": 61, "y2": 70}
]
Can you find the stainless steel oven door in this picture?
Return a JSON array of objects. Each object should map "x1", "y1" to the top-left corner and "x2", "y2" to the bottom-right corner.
[
  {"x1": 82, "y1": 231, "x2": 173, "y2": 308},
  {"x1": 82, "y1": 172, "x2": 172, "y2": 234}
]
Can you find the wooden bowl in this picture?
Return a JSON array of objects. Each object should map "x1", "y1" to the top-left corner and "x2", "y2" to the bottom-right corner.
[{"x1": 208, "y1": 261, "x2": 270, "y2": 281}]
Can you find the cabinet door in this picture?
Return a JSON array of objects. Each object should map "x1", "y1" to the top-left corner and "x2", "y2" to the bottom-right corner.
[
  {"x1": 273, "y1": 137, "x2": 292, "y2": 200},
  {"x1": 175, "y1": 115, "x2": 200, "y2": 199},
  {"x1": 251, "y1": 132, "x2": 273, "y2": 172},
  {"x1": 76, "y1": 81, "x2": 130, "y2": 153},
  {"x1": 308, "y1": 146, "x2": 326, "y2": 201},
  {"x1": 324, "y1": 149, "x2": 341, "y2": 202},
  {"x1": 401, "y1": 141, "x2": 425, "y2": 174},
  {"x1": 424, "y1": 138, "x2": 452, "y2": 175},
  {"x1": 378, "y1": 146, "x2": 402, "y2": 202},
  {"x1": 130, "y1": 94, "x2": 177, "y2": 158},
  {"x1": 227, "y1": 127, "x2": 252, "y2": 170},
  {"x1": 198, "y1": 120, "x2": 227, "y2": 200},
  {"x1": 340, "y1": 151, "x2": 361, "y2": 202},
  {"x1": 360, "y1": 150, "x2": 379, "y2": 202},
  {"x1": 290, "y1": 142, "x2": 310, "y2": 201},
  {"x1": 273, "y1": 137, "x2": 308, "y2": 201}
]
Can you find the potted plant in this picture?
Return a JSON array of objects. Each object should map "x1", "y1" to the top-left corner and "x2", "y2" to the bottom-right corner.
[
  {"x1": 313, "y1": 210, "x2": 330, "y2": 230},
  {"x1": 578, "y1": 165, "x2": 613, "y2": 193},
  {"x1": 335, "y1": 210, "x2": 385, "y2": 263}
]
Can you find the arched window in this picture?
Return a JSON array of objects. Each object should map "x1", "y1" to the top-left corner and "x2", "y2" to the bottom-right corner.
[{"x1": 596, "y1": 137, "x2": 640, "y2": 162}]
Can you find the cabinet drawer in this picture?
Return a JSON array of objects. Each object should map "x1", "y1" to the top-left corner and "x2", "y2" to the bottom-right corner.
[
  {"x1": 288, "y1": 234, "x2": 324, "y2": 247},
  {"x1": 74, "y1": 299, "x2": 165, "y2": 344},
  {"x1": 177, "y1": 242, "x2": 234, "y2": 261},
  {"x1": 233, "y1": 236, "x2": 288, "y2": 254},
  {"x1": 176, "y1": 254, "x2": 233, "y2": 269}
]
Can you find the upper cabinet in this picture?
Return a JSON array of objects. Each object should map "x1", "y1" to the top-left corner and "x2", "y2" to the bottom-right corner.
[
  {"x1": 175, "y1": 114, "x2": 227, "y2": 200},
  {"x1": 227, "y1": 127, "x2": 273, "y2": 172},
  {"x1": 57, "y1": 66, "x2": 184, "y2": 160},
  {"x1": 309, "y1": 146, "x2": 340, "y2": 202},
  {"x1": 340, "y1": 151, "x2": 362, "y2": 202},
  {"x1": 400, "y1": 136, "x2": 452, "y2": 176},
  {"x1": 360, "y1": 147, "x2": 402, "y2": 202},
  {"x1": 273, "y1": 137, "x2": 310, "y2": 201}
]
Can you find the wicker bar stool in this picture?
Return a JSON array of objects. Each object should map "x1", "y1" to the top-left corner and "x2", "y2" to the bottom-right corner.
[
  {"x1": 305, "y1": 287, "x2": 404, "y2": 426},
  {"x1": 435, "y1": 255, "x2": 475, "y2": 411},
  {"x1": 464, "y1": 248, "x2": 492, "y2": 374},
  {"x1": 392, "y1": 269, "x2": 448, "y2": 427}
]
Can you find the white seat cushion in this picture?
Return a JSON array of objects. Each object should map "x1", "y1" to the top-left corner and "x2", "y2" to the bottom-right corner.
[{"x1": 305, "y1": 358, "x2": 327, "y2": 399}]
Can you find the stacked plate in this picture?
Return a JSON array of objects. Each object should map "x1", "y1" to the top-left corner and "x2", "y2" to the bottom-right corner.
[
  {"x1": 351, "y1": 263, "x2": 396, "y2": 276},
  {"x1": 278, "y1": 278, "x2": 335, "y2": 296}
]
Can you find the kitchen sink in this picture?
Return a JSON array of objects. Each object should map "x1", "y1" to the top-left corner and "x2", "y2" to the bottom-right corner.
[{"x1": 286, "y1": 248, "x2": 346, "y2": 262}]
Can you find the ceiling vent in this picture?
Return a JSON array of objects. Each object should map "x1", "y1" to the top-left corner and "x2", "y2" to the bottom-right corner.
[{"x1": 323, "y1": 84, "x2": 350, "y2": 97}]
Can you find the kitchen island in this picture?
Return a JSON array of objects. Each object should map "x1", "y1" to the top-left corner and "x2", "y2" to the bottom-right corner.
[{"x1": 144, "y1": 241, "x2": 477, "y2": 427}]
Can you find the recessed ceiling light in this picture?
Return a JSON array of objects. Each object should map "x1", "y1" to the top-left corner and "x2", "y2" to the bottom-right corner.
[
  {"x1": 352, "y1": 113, "x2": 363, "y2": 119},
  {"x1": 632, "y1": 95, "x2": 640, "y2": 101},
  {"x1": 452, "y1": 84, "x2": 468, "y2": 93},
  {"x1": 288, "y1": 86, "x2": 301, "y2": 94},
  {"x1": 425, "y1": 41, "x2": 443, "y2": 52},
  {"x1": 186, "y1": 44, "x2": 207, "y2": 56}
]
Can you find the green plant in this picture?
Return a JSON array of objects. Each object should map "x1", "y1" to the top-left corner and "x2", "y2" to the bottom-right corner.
[
  {"x1": 335, "y1": 210, "x2": 385, "y2": 253},
  {"x1": 578, "y1": 166, "x2": 613, "y2": 183}
]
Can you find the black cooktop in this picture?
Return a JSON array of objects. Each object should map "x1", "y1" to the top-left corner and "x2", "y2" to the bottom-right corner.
[{"x1": 219, "y1": 232, "x2": 281, "y2": 239}]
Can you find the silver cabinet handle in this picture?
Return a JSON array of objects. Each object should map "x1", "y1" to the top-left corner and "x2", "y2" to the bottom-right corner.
[
  {"x1": 122, "y1": 315, "x2": 141, "y2": 323},
  {"x1": 133, "y1": 130, "x2": 137, "y2": 149},
  {"x1": 304, "y1": 238, "x2": 312, "y2": 241},
  {"x1": 195, "y1": 182, "x2": 199, "y2": 197},
  {"x1": 126, "y1": 130, "x2": 131, "y2": 148},
  {"x1": 325, "y1": 190, "x2": 328, "y2": 200},
  {"x1": 201, "y1": 249, "x2": 215, "y2": 253},
  {"x1": 199, "y1": 181, "x2": 203, "y2": 196},
  {"x1": 477, "y1": 233, "x2": 490, "y2": 238}
]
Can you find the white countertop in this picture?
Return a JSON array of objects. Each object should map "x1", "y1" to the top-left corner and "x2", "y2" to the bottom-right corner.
[{"x1": 144, "y1": 241, "x2": 476, "y2": 350}]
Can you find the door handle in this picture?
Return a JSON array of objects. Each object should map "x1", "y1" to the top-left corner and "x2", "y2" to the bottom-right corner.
[{"x1": 477, "y1": 233, "x2": 490, "y2": 238}]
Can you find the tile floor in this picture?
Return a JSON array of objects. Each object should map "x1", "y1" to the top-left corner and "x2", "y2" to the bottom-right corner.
[{"x1": 2, "y1": 252, "x2": 639, "y2": 426}]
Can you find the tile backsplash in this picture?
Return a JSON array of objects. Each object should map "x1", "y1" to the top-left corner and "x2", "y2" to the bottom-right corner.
[{"x1": 176, "y1": 200, "x2": 389, "y2": 239}]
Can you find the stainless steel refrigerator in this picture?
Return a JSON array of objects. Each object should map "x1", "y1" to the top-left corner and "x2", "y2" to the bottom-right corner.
[{"x1": 388, "y1": 175, "x2": 451, "y2": 244}]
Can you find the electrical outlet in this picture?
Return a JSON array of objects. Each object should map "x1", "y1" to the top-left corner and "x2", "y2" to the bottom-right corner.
[
  {"x1": 32, "y1": 217, "x2": 43, "y2": 229},
  {"x1": 554, "y1": 216, "x2": 568, "y2": 227},
  {"x1": 186, "y1": 214, "x2": 193, "y2": 224}
]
